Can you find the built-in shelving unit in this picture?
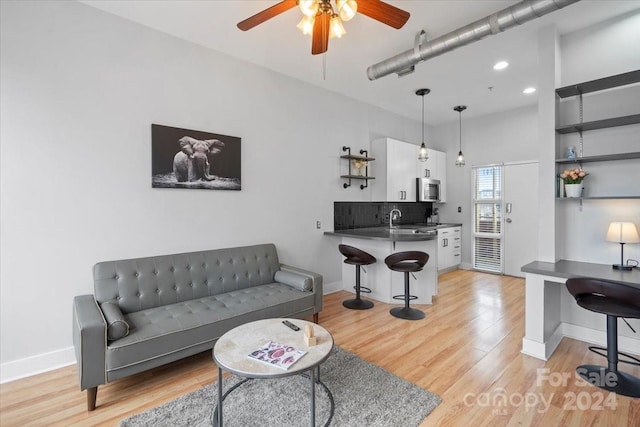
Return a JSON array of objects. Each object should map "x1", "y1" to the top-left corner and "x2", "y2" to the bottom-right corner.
[
  {"x1": 340, "y1": 146, "x2": 375, "y2": 190},
  {"x1": 555, "y1": 70, "x2": 640, "y2": 201}
]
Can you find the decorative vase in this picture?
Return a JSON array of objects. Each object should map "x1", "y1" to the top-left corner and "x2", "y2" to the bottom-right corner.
[{"x1": 565, "y1": 183, "x2": 583, "y2": 198}]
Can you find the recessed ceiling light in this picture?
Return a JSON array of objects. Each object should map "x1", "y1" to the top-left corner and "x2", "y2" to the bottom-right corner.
[
  {"x1": 523, "y1": 87, "x2": 537, "y2": 94},
  {"x1": 493, "y1": 61, "x2": 509, "y2": 70}
]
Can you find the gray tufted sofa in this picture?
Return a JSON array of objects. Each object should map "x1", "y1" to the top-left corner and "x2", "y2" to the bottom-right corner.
[{"x1": 72, "y1": 243, "x2": 322, "y2": 411}]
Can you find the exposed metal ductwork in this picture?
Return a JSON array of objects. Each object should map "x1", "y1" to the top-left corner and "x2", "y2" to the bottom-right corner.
[{"x1": 366, "y1": 0, "x2": 581, "y2": 80}]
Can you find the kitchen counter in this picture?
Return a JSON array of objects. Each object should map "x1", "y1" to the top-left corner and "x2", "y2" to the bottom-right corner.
[
  {"x1": 324, "y1": 223, "x2": 461, "y2": 242},
  {"x1": 324, "y1": 223, "x2": 461, "y2": 305}
]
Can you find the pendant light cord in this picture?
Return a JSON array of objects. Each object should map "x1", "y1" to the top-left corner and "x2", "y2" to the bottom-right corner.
[{"x1": 458, "y1": 109, "x2": 462, "y2": 151}]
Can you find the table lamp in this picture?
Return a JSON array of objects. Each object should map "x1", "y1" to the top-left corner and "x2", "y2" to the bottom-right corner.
[{"x1": 606, "y1": 222, "x2": 640, "y2": 270}]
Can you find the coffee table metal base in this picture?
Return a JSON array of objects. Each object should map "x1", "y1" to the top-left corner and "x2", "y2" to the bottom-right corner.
[{"x1": 212, "y1": 366, "x2": 335, "y2": 427}]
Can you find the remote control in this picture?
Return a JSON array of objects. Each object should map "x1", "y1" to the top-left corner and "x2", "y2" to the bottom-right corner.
[{"x1": 282, "y1": 320, "x2": 300, "y2": 331}]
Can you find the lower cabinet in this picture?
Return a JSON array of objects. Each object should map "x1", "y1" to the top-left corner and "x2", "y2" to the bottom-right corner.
[{"x1": 438, "y1": 227, "x2": 461, "y2": 273}]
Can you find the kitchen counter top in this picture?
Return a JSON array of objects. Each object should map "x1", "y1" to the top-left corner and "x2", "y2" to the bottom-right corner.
[{"x1": 324, "y1": 223, "x2": 461, "y2": 242}]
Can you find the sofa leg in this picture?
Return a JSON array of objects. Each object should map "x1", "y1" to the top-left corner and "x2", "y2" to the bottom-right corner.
[
  {"x1": 313, "y1": 313, "x2": 319, "y2": 324},
  {"x1": 87, "y1": 387, "x2": 97, "y2": 411}
]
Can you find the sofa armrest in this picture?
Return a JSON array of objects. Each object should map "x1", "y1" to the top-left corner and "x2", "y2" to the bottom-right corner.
[
  {"x1": 279, "y1": 264, "x2": 323, "y2": 313},
  {"x1": 73, "y1": 295, "x2": 107, "y2": 390}
]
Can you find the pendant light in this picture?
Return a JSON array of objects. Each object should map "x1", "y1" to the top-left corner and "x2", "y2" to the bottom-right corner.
[
  {"x1": 416, "y1": 88, "x2": 430, "y2": 162},
  {"x1": 454, "y1": 105, "x2": 467, "y2": 167}
]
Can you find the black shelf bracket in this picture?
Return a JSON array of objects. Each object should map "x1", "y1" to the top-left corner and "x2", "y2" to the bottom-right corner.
[{"x1": 343, "y1": 146, "x2": 353, "y2": 189}]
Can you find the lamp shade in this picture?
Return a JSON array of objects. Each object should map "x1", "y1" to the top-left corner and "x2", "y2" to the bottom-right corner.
[{"x1": 606, "y1": 222, "x2": 640, "y2": 243}]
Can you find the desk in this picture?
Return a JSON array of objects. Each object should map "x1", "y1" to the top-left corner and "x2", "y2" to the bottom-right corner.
[{"x1": 521, "y1": 260, "x2": 640, "y2": 360}]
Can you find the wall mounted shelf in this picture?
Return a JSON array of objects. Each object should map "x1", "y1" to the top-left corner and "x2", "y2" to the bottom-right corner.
[
  {"x1": 341, "y1": 146, "x2": 375, "y2": 189},
  {"x1": 556, "y1": 152, "x2": 640, "y2": 164},
  {"x1": 555, "y1": 114, "x2": 640, "y2": 134},
  {"x1": 555, "y1": 70, "x2": 640, "y2": 98},
  {"x1": 557, "y1": 196, "x2": 640, "y2": 200}
]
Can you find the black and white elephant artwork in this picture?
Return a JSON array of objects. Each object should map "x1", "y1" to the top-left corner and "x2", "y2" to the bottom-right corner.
[
  {"x1": 151, "y1": 124, "x2": 241, "y2": 190},
  {"x1": 173, "y1": 136, "x2": 225, "y2": 182}
]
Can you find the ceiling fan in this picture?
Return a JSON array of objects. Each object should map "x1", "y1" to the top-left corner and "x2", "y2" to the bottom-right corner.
[{"x1": 237, "y1": 0, "x2": 410, "y2": 55}]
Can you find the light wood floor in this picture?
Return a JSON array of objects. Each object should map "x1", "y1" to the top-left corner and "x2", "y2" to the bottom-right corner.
[{"x1": 1, "y1": 270, "x2": 639, "y2": 426}]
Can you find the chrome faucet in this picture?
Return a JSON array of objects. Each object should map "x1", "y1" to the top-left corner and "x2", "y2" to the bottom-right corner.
[{"x1": 389, "y1": 208, "x2": 402, "y2": 228}]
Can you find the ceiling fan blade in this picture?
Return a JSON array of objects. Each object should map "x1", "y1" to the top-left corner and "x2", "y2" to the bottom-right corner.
[
  {"x1": 356, "y1": 0, "x2": 410, "y2": 29},
  {"x1": 311, "y1": 13, "x2": 330, "y2": 55},
  {"x1": 237, "y1": 0, "x2": 297, "y2": 31}
]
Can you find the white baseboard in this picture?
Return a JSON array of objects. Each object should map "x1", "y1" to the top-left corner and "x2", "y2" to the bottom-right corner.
[
  {"x1": 562, "y1": 323, "x2": 640, "y2": 355},
  {"x1": 1, "y1": 346, "x2": 76, "y2": 384},
  {"x1": 460, "y1": 262, "x2": 472, "y2": 270},
  {"x1": 521, "y1": 323, "x2": 640, "y2": 362},
  {"x1": 323, "y1": 280, "x2": 343, "y2": 295},
  {"x1": 521, "y1": 324, "x2": 564, "y2": 361}
]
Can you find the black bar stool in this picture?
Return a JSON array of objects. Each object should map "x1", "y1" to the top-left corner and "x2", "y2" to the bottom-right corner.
[
  {"x1": 339, "y1": 244, "x2": 376, "y2": 310},
  {"x1": 566, "y1": 277, "x2": 640, "y2": 398},
  {"x1": 384, "y1": 251, "x2": 429, "y2": 320}
]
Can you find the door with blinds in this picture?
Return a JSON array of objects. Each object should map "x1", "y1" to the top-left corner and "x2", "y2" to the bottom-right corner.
[
  {"x1": 472, "y1": 166, "x2": 503, "y2": 272},
  {"x1": 472, "y1": 162, "x2": 539, "y2": 276}
]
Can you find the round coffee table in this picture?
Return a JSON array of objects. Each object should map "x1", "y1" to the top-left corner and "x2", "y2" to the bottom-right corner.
[{"x1": 212, "y1": 318, "x2": 334, "y2": 426}]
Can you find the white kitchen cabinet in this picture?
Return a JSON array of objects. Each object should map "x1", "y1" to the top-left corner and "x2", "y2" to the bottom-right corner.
[
  {"x1": 437, "y1": 226, "x2": 461, "y2": 273},
  {"x1": 416, "y1": 149, "x2": 447, "y2": 202},
  {"x1": 371, "y1": 138, "x2": 417, "y2": 202}
]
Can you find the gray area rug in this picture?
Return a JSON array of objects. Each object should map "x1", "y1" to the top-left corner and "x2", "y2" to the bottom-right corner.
[{"x1": 120, "y1": 346, "x2": 441, "y2": 427}]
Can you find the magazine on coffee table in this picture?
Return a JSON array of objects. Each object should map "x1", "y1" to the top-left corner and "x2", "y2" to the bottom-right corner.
[{"x1": 248, "y1": 341, "x2": 307, "y2": 370}]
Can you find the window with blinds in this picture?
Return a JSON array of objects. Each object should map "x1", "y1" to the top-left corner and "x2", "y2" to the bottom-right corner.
[{"x1": 472, "y1": 166, "x2": 503, "y2": 273}]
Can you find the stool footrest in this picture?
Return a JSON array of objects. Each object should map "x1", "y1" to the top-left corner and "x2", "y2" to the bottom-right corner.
[
  {"x1": 392, "y1": 294, "x2": 418, "y2": 301},
  {"x1": 588, "y1": 346, "x2": 640, "y2": 367},
  {"x1": 353, "y1": 285, "x2": 372, "y2": 294}
]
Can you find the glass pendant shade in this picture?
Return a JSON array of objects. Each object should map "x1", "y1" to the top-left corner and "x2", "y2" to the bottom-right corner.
[
  {"x1": 337, "y1": 0, "x2": 358, "y2": 21},
  {"x1": 299, "y1": 0, "x2": 319, "y2": 17},
  {"x1": 296, "y1": 15, "x2": 315, "y2": 35},
  {"x1": 418, "y1": 143, "x2": 428, "y2": 161},
  {"x1": 456, "y1": 151, "x2": 465, "y2": 166},
  {"x1": 329, "y1": 15, "x2": 346, "y2": 38}
]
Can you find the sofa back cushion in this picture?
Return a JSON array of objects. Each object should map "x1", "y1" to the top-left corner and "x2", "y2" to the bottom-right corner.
[{"x1": 93, "y1": 244, "x2": 281, "y2": 314}]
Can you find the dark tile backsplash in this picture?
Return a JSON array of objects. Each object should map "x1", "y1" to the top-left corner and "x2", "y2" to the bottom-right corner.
[{"x1": 334, "y1": 202, "x2": 432, "y2": 230}]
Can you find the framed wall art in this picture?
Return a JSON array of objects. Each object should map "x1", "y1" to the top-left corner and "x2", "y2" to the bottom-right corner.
[{"x1": 151, "y1": 124, "x2": 241, "y2": 190}]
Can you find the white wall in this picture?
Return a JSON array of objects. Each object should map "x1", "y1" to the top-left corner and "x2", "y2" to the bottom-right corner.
[{"x1": 0, "y1": 0, "x2": 424, "y2": 381}]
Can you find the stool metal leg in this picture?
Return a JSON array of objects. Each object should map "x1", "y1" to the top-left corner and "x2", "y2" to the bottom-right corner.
[
  {"x1": 390, "y1": 272, "x2": 425, "y2": 320},
  {"x1": 576, "y1": 315, "x2": 640, "y2": 398},
  {"x1": 343, "y1": 265, "x2": 374, "y2": 310}
]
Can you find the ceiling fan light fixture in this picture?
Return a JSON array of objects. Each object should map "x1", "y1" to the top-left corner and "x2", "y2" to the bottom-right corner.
[
  {"x1": 296, "y1": 15, "x2": 315, "y2": 35},
  {"x1": 337, "y1": 0, "x2": 358, "y2": 21},
  {"x1": 329, "y1": 15, "x2": 346, "y2": 38},
  {"x1": 299, "y1": 0, "x2": 319, "y2": 17}
]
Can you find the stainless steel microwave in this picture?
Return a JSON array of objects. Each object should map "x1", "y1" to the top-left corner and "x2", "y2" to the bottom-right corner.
[{"x1": 416, "y1": 178, "x2": 441, "y2": 202}]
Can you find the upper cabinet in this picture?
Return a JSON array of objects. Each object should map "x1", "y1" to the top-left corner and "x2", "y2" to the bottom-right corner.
[
  {"x1": 417, "y1": 148, "x2": 447, "y2": 203},
  {"x1": 371, "y1": 138, "x2": 417, "y2": 202},
  {"x1": 555, "y1": 70, "x2": 640, "y2": 200}
]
